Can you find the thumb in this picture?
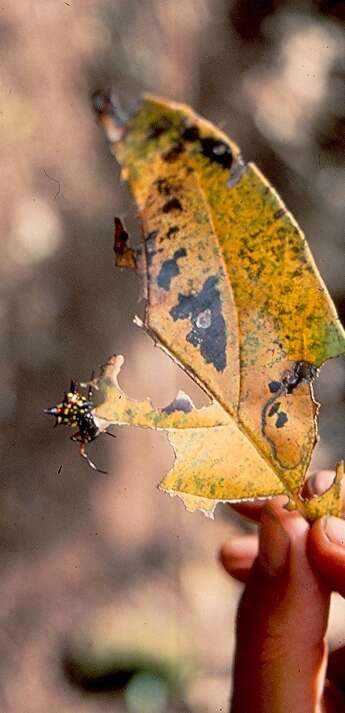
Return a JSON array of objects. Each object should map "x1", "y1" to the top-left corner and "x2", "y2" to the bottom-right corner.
[
  {"x1": 231, "y1": 498, "x2": 330, "y2": 713},
  {"x1": 308, "y1": 515, "x2": 345, "y2": 597},
  {"x1": 308, "y1": 516, "x2": 345, "y2": 697}
]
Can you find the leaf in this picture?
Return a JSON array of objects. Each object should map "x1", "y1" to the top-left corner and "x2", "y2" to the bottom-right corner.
[
  {"x1": 92, "y1": 93, "x2": 345, "y2": 520},
  {"x1": 113, "y1": 217, "x2": 137, "y2": 270}
]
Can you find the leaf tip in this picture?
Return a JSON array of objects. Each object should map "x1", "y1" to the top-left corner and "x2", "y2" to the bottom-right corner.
[{"x1": 91, "y1": 89, "x2": 126, "y2": 143}]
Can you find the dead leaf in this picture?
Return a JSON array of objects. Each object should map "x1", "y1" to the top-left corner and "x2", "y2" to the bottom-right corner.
[
  {"x1": 92, "y1": 94, "x2": 345, "y2": 520},
  {"x1": 113, "y1": 217, "x2": 137, "y2": 269}
]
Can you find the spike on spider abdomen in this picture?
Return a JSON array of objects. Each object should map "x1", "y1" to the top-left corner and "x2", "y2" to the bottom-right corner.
[{"x1": 44, "y1": 380, "x2": 115, "y2": 474}]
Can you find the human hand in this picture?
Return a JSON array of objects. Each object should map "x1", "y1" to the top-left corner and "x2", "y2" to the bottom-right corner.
[{"x1": 219, "y1": 471, "x2": 345, "y2": 713}]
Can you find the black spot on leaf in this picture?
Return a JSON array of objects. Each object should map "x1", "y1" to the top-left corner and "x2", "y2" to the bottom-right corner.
[
  {"x1": 162, "y1": 198, "x2": 183, "y2": 213},
  {"x1": 170, "y1": 275, "x2": 227, "y2": 372},
  {"x1": 200, "y1": 137, "x2": 233, "y2": 169},
  {"x1": 276, "y1": 412, "x2": 288, "y2": 428},
  {"x1": 283, "y1": 361, "x2": 319, "y2": 394},
  {"x1": 181, "y1": 122, "x2": 200, "y2": 142},
  {"x1": 162, "y1": 142, "x2": 184, "y2": 162},
  {"x1": 167, "y1": 225, "x2": 179, "y2": 238},
  {"x1": 147, "y1": 116, "x2": 172, "y2": 139},
  {"x1": 155, "y1": 178, "x2": 171, "y2": 196},
  {"x1": 157, "y1": 248, "x2": 187, "y2": 291}
]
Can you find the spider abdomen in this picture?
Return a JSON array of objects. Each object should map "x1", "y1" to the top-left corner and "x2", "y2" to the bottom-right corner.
[{"x1": 76, "y1": 410, "x2": 100, "y2": 442}]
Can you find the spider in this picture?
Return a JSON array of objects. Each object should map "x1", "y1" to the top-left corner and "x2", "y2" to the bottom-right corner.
[{"x1": 44, "y1": 379, "x2": 115, "y2": 474}]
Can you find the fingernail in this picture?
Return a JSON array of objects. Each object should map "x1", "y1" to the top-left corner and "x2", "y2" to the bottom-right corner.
[
  {"x1": 259, "y1": 507, "x2": 290, "y2": 576},
  {"x1": 325, "y1": 516, "x2": 345, "y2": 547},
  {"x1": 304, "y1": 470, "x2": 335, "y2": 497}
]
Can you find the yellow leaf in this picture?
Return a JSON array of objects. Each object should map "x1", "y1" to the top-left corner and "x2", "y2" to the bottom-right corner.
[{"x1": 93, "y1": 94, "x2": 345, "y2": 520}]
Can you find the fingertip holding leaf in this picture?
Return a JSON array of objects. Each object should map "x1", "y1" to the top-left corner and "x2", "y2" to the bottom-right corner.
[
  {"x1": 92, "y1": 93, "x2": 345, "y2": 521},
  {"x1": 301, "y1": 462, "x2": 345, "y2": 521}
]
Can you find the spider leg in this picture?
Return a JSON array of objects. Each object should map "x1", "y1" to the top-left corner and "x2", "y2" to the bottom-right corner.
[
  {"x1": 79, "y1": 442, "x2": 107, "y2": 475},
  {"x1": 104, "y1": 430, "x2": 117, "y2": 439},
  {"x1": 70, "y1": 432, "x2": 82, "y2": 442},
  {"x1": 88, "y1": 370, "x2": 95, "y2": 400}
]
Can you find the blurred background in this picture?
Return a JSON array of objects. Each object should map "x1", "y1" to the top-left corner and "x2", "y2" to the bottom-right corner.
[{"x1": 0, "y1": 1, "x2": 344, "y2": 711}]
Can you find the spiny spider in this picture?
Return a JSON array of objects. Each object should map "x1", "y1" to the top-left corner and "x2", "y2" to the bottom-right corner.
[{"x1": 44, "y1": 378, "x2": 115, "y2": 474}]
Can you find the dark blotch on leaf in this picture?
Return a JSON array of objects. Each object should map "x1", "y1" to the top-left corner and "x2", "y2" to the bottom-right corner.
[
  {"x1": 283, "y1": 361, "x2": 319, "y2": 394},
  {"x1": 162, "y1": 197, "x2": 183, "y2": 213},
  {"x1": 157, "y1": 248, "x2": 187, "y2": 291},
  {"x1": 147, "y1": 116, "x2": 172, "y2": 139},
  {"x1": 200, "y1": 137, "x2": 233, "y2": 169},
  {"x1": 155, "y1": 178, "x2": 171, "y2": 196},
  {"x1": 162, "y1": 397, "x2": 193, "y2": 414},
  {"x1": 170, "y1": 275, "x2": 227, "y2": 372},
  {"x1": 167, "y1": 225, "x2": 179, "y2": 238},
  {"x1": 276, "y1": 412, "x2": 288, "y2": 428},
  {"x1": 162, "y1": 142, "x2": 184, "y2": 162},
  {"x1": 181, "y1": 123, "x2": 200, "y2": 142}
]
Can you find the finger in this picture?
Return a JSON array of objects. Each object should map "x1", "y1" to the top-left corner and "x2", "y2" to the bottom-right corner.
[
  {"x1": 219, "y1": 535, "x2": 258, "y2": 583},
  {"x1": 231, "y1": 470, "x2": 342, "y2": 526},
  {"x1": 231, "y1": 497, "x2": 330, "y2": 713},
  {"x1": 227, "y1": 475, "x2": 342, "y2": 587},
  {"x1": 302, "y1": 470, "x2": 335, "y2": 498},
  {"x1": 230, "y1": 499, "x2": 268, "y2": 523},
  {"x1": 308, "y1": 516, "x2": 345, "y2": 598},
  {"x1": 305, "y1": 492, "x2": 345, "y2": 695}
]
